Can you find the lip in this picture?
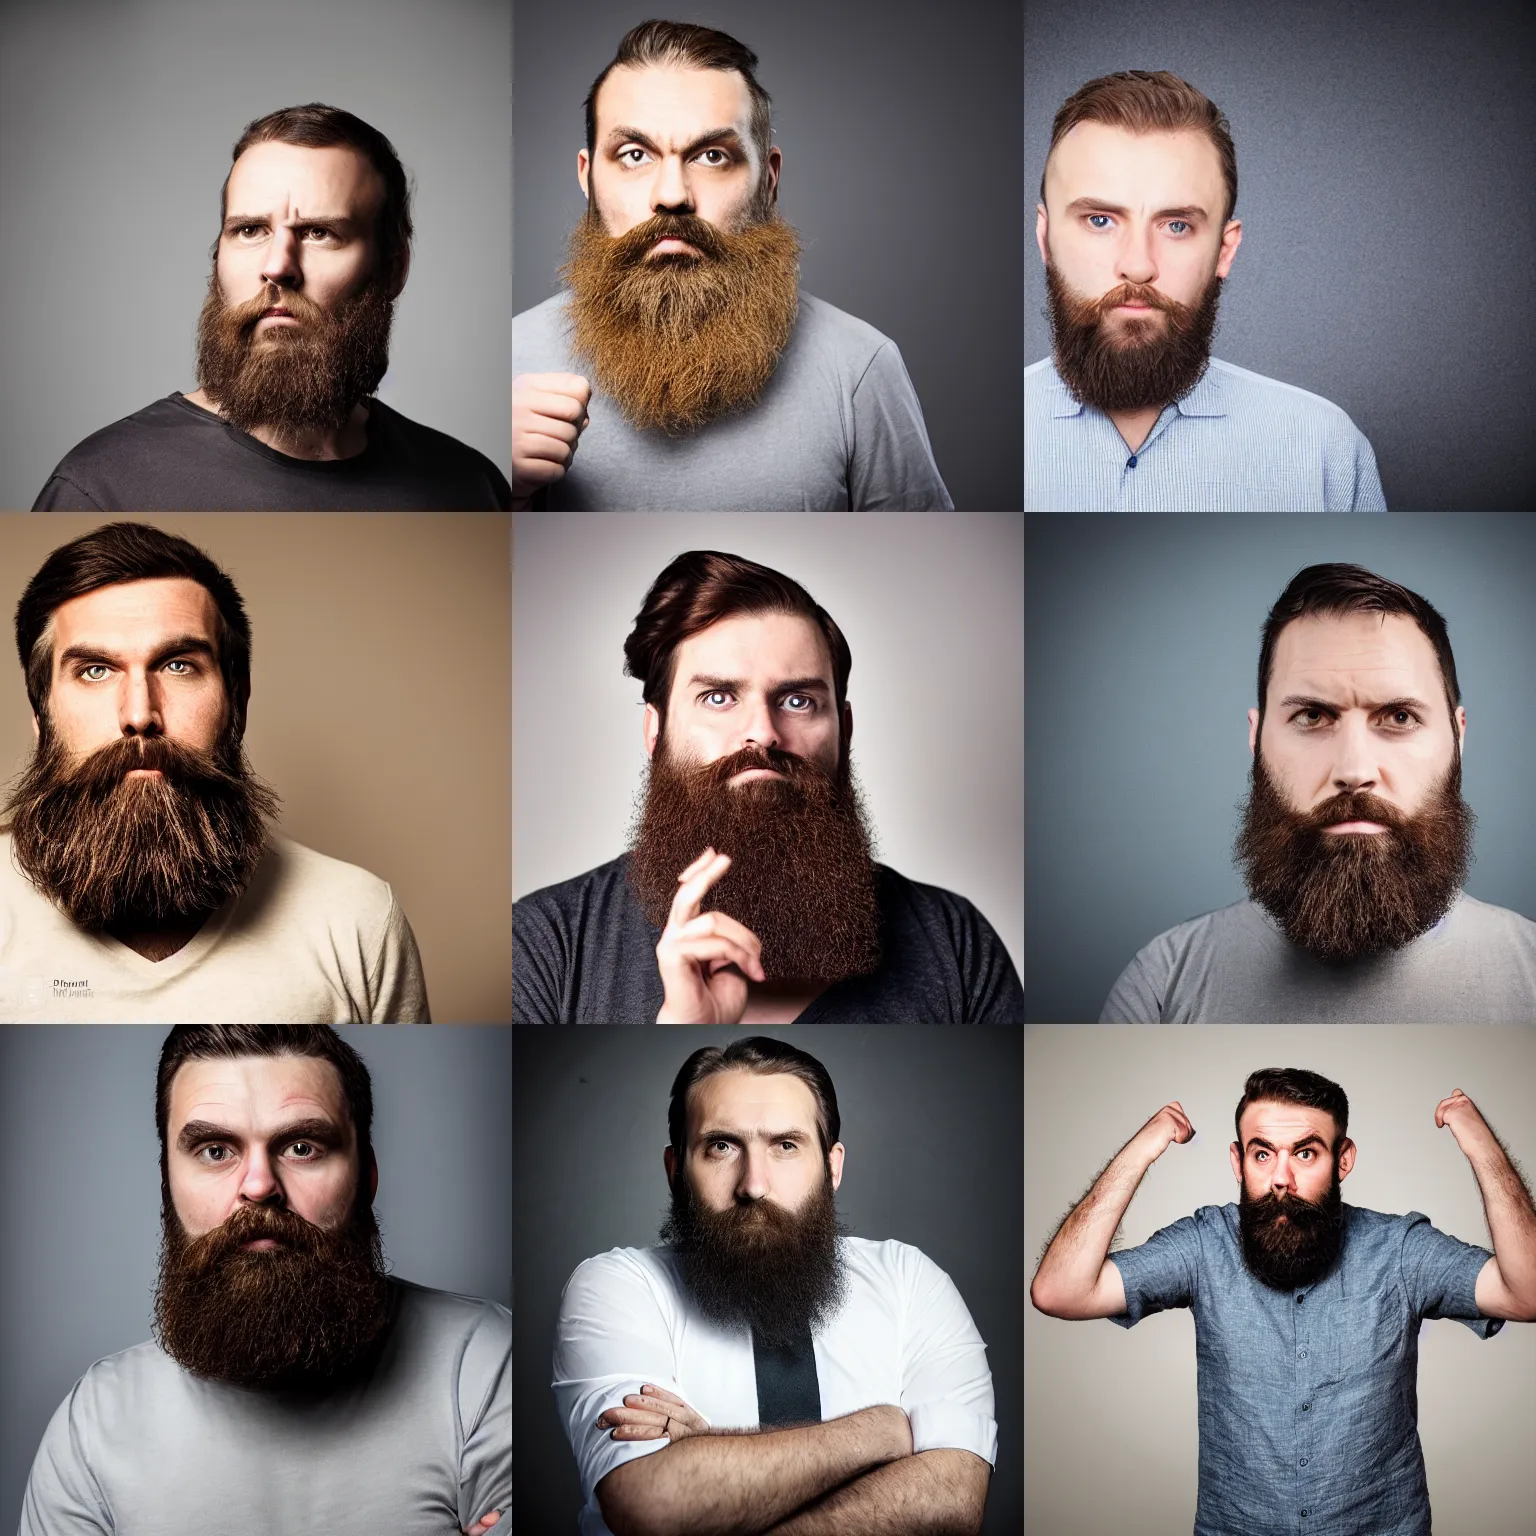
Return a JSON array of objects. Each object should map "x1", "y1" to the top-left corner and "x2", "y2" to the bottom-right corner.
[
  {"x1": 1114, "y1": 303, "x2": 1157, "y2": 312},
  {"x1": 241, "y1": 1238, "x2": 283, "y2": 1250},
  {"x1": 1325, "y1": 820, "x2": 1390, "y2": 834},
  {"x1": 124, "y1": 767, "x2": 163, "y2": 778},
  {"x1": 257, "y1": 308, "x2": 299, "y2": 324},
  {"x1": 731, "y1": 767, "x2": 785, "y2": 781},
  {"x1": 650, "y1": 237, "x2": 697, "y2": 254}
]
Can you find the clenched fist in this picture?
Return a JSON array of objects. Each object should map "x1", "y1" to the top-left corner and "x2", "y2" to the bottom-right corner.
[
  {"x1": 512, "y1": 372, "x2": 591, "y2": 504},
  {"x1": 1135, "y1": 1100, "x2": 1196, "y2": 1160}
]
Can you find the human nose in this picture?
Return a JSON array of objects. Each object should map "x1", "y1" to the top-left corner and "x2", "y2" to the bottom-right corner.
[
  {"x1": 1116, "y1": 229, "x2": 1157, "y2": 286},
  {"x1": 651, "y1": 155, "x2": 694, "y2": 215},
  {"x1": 736, "y1": 1145, "x2": 771, "y2": 1201},
  {"x1": 237, "y1": 1145, "x2": 283, "y2": 1204},
  {"x1": 1330, "y1": 715, "x2": 1379, "y2": 792},
  {"x1": 260, "y1": 225, "x2": 303, "y2": 289},
  {"x1": 119, "y1": 669, "x2": 163, "y2": 737},
  {"x1": 736, "y1": 694, "x2": 780, "y2": 752},
  {"x1": 1271, "y1": 1153, "x2": 1297, "y2": 1191}
]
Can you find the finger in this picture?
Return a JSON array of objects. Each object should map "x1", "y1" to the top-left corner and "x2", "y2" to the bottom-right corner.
[
  {"x1": 679, "y1": 910, "x2": 765, "y2": 957},
  {"x1": 524, "y1": 391, "x2": 588, "y2": 426},
  {"x1": 677, "y1": 848, "x2": 716, "y2": 882},
  {"x1": 609, "y1": 1423, "x2": 666, "y2": 1439},
  {"x1": 640, "y1": 1383, "x2": 687, "y2": 1405},
  {"x1": 666, "y1": 851, "x2": 732, "y2": 929},
  {"x1": 670, "y1": 937, "x2": 765, "y2": 984},
  {"x1": 518, "y1": 430, "x2": 578, "y2": 465},
  {"x1": 522, "y1": 414, "x2": 580, "y2": 446}
]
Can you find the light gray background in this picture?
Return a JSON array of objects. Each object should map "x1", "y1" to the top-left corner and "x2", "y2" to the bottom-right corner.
[
  {"x1": 0, "y1": 1024, "x2": 512, "y2": 1525},
  {"x1": 1025, "y1": 1025, "x2": 1536, "y2": 1536},
  {"x1": 513, "y1": 1025, "x2": 1022, "y2": 1535},
  {"x1": 0, "y1": 0, "x2": 511, "y2": 508},
  {"x1": 513, "y1": 511, "x2": 1024, "y2": 983},
  {"x1": 513, "y1": 0, "x2": 1024, "y2": 512},
  {"x1": 1024, "y1": 0, "x2": 1536, "y2": 511},
  {"x1": 1025, "y1": 512, "x2": 1536, "y2": 1022}
]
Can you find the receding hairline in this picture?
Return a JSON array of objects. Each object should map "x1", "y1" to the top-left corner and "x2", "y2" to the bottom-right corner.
[{"x1": 1042, "y1": 123, "x2": 1230, "y2": 214}]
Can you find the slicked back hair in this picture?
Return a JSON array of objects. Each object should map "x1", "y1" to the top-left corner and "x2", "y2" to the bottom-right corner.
[
  {"x1": 668, "y1": 1036, "x2": 841, "y2": 1170},
  {"x1": 1234, "y1": 1067, "x2": 1350, "y2": 1154}
]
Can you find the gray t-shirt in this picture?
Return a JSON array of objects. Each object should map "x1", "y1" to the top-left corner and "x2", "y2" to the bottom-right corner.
[
  {"x1": 19, "y1": 1279, "x2": 510, "y2": 1536},
  {"x1": 1101, "y1": 892, "x2": 1536, "y2": 1023},
  {"x1": 511, "y1": 290, "x2": 953, "y2": 510}
]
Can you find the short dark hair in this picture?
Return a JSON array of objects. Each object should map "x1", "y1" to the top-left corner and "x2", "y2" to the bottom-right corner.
[
  {"x1": 1257, "y1": 563, "x2": 1461, "y2": 724},
  {"x1": 14, "y1": 522, "x2": 252, "y2": 727},
  {"x1": 155, "y1": 1025, "x2": 376, "y2": 1211},
  {"x1": 584, "y1": 20, "x2": 774, "y2": 174},
  {"x1": 221, "y1": 103, "x2": 413, "y2": 291},
  {"x1": 624, "y1": 550, "x2": 852, "y2": 733},
  {"x1": 668, "y1": 1036, "x2": 841, "y2": 1166},
  {"x1": 1234, "y1": 1067, "x2": 1350, "y2": 1153}
]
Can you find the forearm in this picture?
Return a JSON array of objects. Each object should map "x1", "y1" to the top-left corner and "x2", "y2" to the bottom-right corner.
[
  {"x1": 1467, "y1": 1129, "x2": 1536, "y2": 1305},
  {"x1": 763, "y1": 1448, "x2": 989, "y2": 1536},
  {"x1": 1031, "y1": 1135, "x2": 1156, "y2": 1306},
  {"x1": 599, "y1": 1406, "x2": 908, "y2": 1536}
]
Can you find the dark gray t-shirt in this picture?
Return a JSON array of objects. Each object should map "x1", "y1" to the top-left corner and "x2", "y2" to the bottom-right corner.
[
  {"x1": 512, "y1": 291, "x2": 953, "y2": 510},
  {"x1": 1101, "y1": 893, "x2": 1536, "y2": 1023},
  {"x1": 512, "y1": 854, "x2": 1023, "y2": 1023},
  {"x1": 33, "y1": 394, "x2": 512, "y2": 510},
  {"x1": 1108, "y1": 1203, "x2": 1500, "y2": 1536}
]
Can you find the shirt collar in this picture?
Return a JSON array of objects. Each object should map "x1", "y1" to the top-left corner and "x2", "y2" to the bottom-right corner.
[{"x1": 1047, "y1": 359, "x2": 1229, "y2": 420}]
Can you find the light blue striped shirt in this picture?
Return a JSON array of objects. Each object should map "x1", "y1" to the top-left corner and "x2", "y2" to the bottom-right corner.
[{"x1": 1025, "y1": 355, "x2": 1388, "y2": 512}]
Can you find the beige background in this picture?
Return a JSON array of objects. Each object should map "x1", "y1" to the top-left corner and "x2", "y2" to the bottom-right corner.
[
  {"x1": 1, "y1": 513, "x2": 510, "y2": 1023},
  {"x1": 1025, "y1": 1026, "x2": 1536, "y2": 1536}
]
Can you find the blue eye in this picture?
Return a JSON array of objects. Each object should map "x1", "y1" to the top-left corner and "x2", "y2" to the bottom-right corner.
[{"x1": 1087, "y1": 214, "x2": 1111, "y2": 230}]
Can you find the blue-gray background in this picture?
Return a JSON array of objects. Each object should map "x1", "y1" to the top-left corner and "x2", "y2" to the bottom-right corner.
[
  {"x1": 0, "y1": 1025, "x2": 512, "y2": 1524},
  {"x1": 1025, "y1": 513, "x2": 1536, "y2": 1022},
  {"x1": 513, "y1": 0, "x2": 1024, "y2": 512},
  {"x1": 0, "y1": 0, "x2": 511, "y2": 508},
  {"x1": 1023, "y1": 0, "x2": 1536, "y2": 512},
  {"x1": 512, "y1": 1026, "x2": 1022, "y2": 1534}
]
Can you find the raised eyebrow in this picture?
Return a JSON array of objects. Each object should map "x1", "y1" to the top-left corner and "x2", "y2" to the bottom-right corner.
[
  {"x1": 1246, "y1": 1134, "x2": 1327, "y2": 1152},
  {"x1": 687, "y1": 674, "x2": 830, "y2": 696},
  {"x1": 604, "y1": 125, "x2": 748, "y2": 159},
  {"x1": 175, "y1": 1117, "x2": 346, "y2": 1154}
]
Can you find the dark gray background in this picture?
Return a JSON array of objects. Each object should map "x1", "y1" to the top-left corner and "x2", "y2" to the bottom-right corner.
[
  {"x1": 1024, "y1": 0, "x2": 1536, "y2": 512},
  {"x1": 513, "y1": 0, "x2": 1024, "y2": 512},
  {"x1": 0, "y1": 0, "x2": 511, "y2": 507},
  {"x1": 512, "y1": 1026, "x2": 1022, "y2": 1534},
  {"x1": 0, "y1": 1025, "x2": 512, "y2": 1525},
  {"x1": 1025, "y1": 513, "x2": 1536, "y2": 1022}
]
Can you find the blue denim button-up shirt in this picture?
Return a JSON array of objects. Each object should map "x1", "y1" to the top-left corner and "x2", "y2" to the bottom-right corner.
[{"x1": 1108, "y1": 1203, "x2": 1501, "y2": 1536}]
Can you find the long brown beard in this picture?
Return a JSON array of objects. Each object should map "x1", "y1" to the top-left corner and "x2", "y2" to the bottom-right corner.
[
  {"x1": 627, "y1": 738, "x2": 881, "y2": 982},
  {"x1": 561, "y1": 209, "x2": 801, "y2": 435},
  {"x1": 660, "y1": 1161, "x2": 847, "y2": 1345},
  {"x1": 1235, "y1": 747, "x2": 1474, "y2": 963},
  {"x1": 1044, "y1": 259, "x2": 1223, "y2": 412},
  {"x1": 1238, "y1": 1170, "x2": 1344, "y2": 1291},
  {"x1": 154, "y1": 1194, "x2": 394, "y2": 1390},
  {"x1": 1, "y1": 724, "x2": 279, "y2": 931},
  {"x1": 195, "y1": 274, "x2": 393, "y2": 436}
]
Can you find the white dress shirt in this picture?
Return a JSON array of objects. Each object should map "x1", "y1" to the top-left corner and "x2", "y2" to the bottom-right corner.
[{"x1": 553, "y1": 1236, "x2": 998, "y2": 1536}]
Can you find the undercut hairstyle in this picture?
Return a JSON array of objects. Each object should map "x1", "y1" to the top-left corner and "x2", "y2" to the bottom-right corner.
[
  {"x1": 1256, "y1": 563, "x2": 1461, "y2": 726},
  {"x1": 14, "y1": 522, "x2": 252, "y2": 728},
  {"x1": 155, "y1": 1025, "x2": 376, "y2": 1209},
  {"x1": 1042, "y1": 70, "x2": 1238, "y2": 226},
  {"x1": 668, "y1": 1036, "x2": 841, "y2": 1167},
  {"x1": 584, "y1": 19, "x2": 774, "y2": 174},
  {"x1": 1234, "y1": 1067, "x2": 1350, "y2": 1154},
  {"x1": 623, "y1": 550, "x2": 852, "y2": 733},
  {"x1": 221, "y1": 103, "x2": 413, "y2": 290}
]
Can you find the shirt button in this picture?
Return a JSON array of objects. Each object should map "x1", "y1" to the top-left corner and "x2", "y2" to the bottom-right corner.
[
  {"x1": 1127, "y1": 455, "x2": 1138, "y2": 468},
  {"x1": 1296, "y1": 1293, "x2": 1305, "y2": 1303},
  {"x1": 1302, "y1": 1403, "x2": 1311, "y2": 1412},
  {"x1": 1298, "y1": 1349, "x2": 1308, "y2": 1359},
  {"x1": 1301, "y1": 1511, "x2": 1309, "y2": 1518},
  {"x1": 1300, "y1": 1457, "x2": 1308, "y2": 1466}
]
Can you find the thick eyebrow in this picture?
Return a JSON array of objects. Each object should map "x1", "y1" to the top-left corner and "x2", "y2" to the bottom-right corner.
[
  {"x1": 175, "y1": 1117, "x2": 347, "y2": 1154},
  {"x1": 603, "y1": 125, "x2": 749, "y2": 160},
  {"x1": 1065, "y1": 197, "x2": 1209, "y2": 222},
  {"x1": 696, "y1": 1127, "x2": 810, "y2": 1150},
  {"x1": 1246, "y1": 1134, "x2": 1328, "y2": 1153},
  {"x1": 1277, "y1": 693, "x2": 1434, "y2": 715},
  {"x1": 686, "y1": 674, "x2": 830, "y2": 697},
  {"x1": 57, "y1": 635, "x2": 218, "y2": 672},
  {"x1": 223, "y1": 213, "x2": 359, "y2": 235}
]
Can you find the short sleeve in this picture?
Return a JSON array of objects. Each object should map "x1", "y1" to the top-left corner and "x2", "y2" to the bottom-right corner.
[
  {"x1": 457, "y1": 1301, "x2": 512, "y2": 1531},
  {"x1": 19, "y1": 1382, "x2": 113, "y2": 1535},
  {"x1": 1099, "y1": 945, "x2": 1165, "y2": 1023},
  {"x1": 512, "y1": 893, "x2": 565, "y2": 1025},
  {"x1": 552, "y1": 1254, "x2": 681, "y2": 1504},
  {"x1": 848, "y1": 342, "x2": 954, "y2": 511},
  {"x1": 1105, "y1": 1214, "x2": 1200, "y2": 1327},
  {"x1": 1398, "y1": 1211, "x2": 1504, "y2": 1339},
  {"x1": 369, "y1": 896, "x2": 431, "y2": 1023},
  {"x1": 897, "y1": 1249, "x2": 998, "y2": 1466}
]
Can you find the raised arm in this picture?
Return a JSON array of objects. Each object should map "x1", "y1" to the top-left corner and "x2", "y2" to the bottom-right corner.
[{"x1": 1030, "y1": 1101, "x2": 1195, "y2": 1319}]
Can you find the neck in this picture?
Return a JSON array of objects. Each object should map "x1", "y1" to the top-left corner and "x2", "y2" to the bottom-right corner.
[{"x1": 184, "y1": 389, "x2": 370, "y2": 460}]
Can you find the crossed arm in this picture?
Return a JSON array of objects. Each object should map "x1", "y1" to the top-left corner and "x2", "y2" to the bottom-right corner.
[{"x1": 594, "y1": 1388, "x2": 988, "y2": 1536}]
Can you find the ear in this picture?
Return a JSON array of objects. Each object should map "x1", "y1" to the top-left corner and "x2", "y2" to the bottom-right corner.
[
  {"x1": 643, "y1": 701, "x2": 661, "y2": 759},
  {"x1": 1247, "y1": 706, "x2": 1260, "y2": 756},
  {"x1": 1035, "y1": 203, "x2": 1049, "y2": 267},
  {"x1": 1454, "y1": 705, "x2": 1467, "y2": 751},
  {"x1": 841, "y1": 700, "x2": 853, "y2": 750},
  {"x1": 577, "y1": 147, "x2": 591, "y2": 201},
  {"x1": 233, "y1": 679, "x2": 251, "y2": 740},
  {"x1": 828, "y1": 1142, "x2": 845, "y2": 1192},
  {"x1": 1229, "y1": 1140, "x2": 1244, "y2": 1185},
  {"x1": 765, "y1": 144, "x2": 782, "y2": 201},
  {"x1": 31, "y1": 710, "x2": 40, "y2": 742},
  {"x1": 663, "y1": 1145, "x2": 676, "y2": 1186},
  {"x1": 1215, "y1": 219, "x2": 1243, "y2": 280},
  {"x1": 1335, "y1": 1138, "x2": 1356, "y2": 1181},
  {"x1": 368, "y1": 1149, "x2": 379, "y2": 1205}
]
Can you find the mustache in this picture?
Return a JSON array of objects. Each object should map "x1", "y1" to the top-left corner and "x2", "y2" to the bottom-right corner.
[
  {"x1": 178, "y1": 1202, "x2": 324, "y2": 1269},
  {"x1": 224, "y1": 280, "x2": 328, "y2": 334},
  {"x1": 1294, "y1": 789, "x2": 1415, "y2": 837},
  {"x1": 607, "y1": 212, "x2": 732, "y2": 267},
  {"x1": 701, "y1": 743, "x2": 826, "y2": 789},
  {"x1": 1096, "y1": 283, "x2": 1176, "y2": 316},
  {"x1": 44, "y1": 731, "x2": 250, "y2": 797}
]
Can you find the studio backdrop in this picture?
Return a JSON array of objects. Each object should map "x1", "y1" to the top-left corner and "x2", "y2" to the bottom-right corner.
[
  {"x1": 1024, "y1": 0, "x2": 1536, "y2": 511},
  {"x1": 1024, "y1": 512, "x2": 1536, "y2": 1022},
  {"x1": 512, "y1": 1024, "x2": 1023, "y2": 1535},
  {"x1": 0, "y1": 0, "x2": 511, "y2": 507},
  {"x1": 513, "y1": 510, "x2": 1024, "y2": 984},
  {"x1": 1025, "y1": 1024, "x2": 1536, "y2": 1536},
  {"x1": 0, "y1": 1023, "x2": 513, "y2": 1530},
  {"x1": 1, "y1": 512, "x2": 512, "y2": 1023},
  {"x1": 514, "y1": 0, "x2": 1024, "y2": 511}
]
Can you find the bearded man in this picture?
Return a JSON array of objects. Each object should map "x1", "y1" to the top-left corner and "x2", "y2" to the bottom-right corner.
[
  {"x1": 0, "y1": 522, "x2": 429, "y2": 1022},
  {"x1": 17, "y1": 1025, "x2": 510, "y2": 1535},
  {"x1": 1031, "y1": 1068, "x2": 1535, "y2": 1536},
  {"x1": 511, "y1": 549, "x2": 1023, "y2": 1023},
  {"x1": 1026, "y1": 70, "x2": 1386, "y2": 512},
  {"x1": 554, "y1": 1037, "x2": 995, "y2": 1536},
  {"x1": 33, "y1": 104, "x2": 510, "y2": 511},
  {"x1": 1101, "y1": 563, "x2": 1536, "y2": 1022},
  {"x1": 511, "y1": 20, "x2": 952, "y2": 511}
]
